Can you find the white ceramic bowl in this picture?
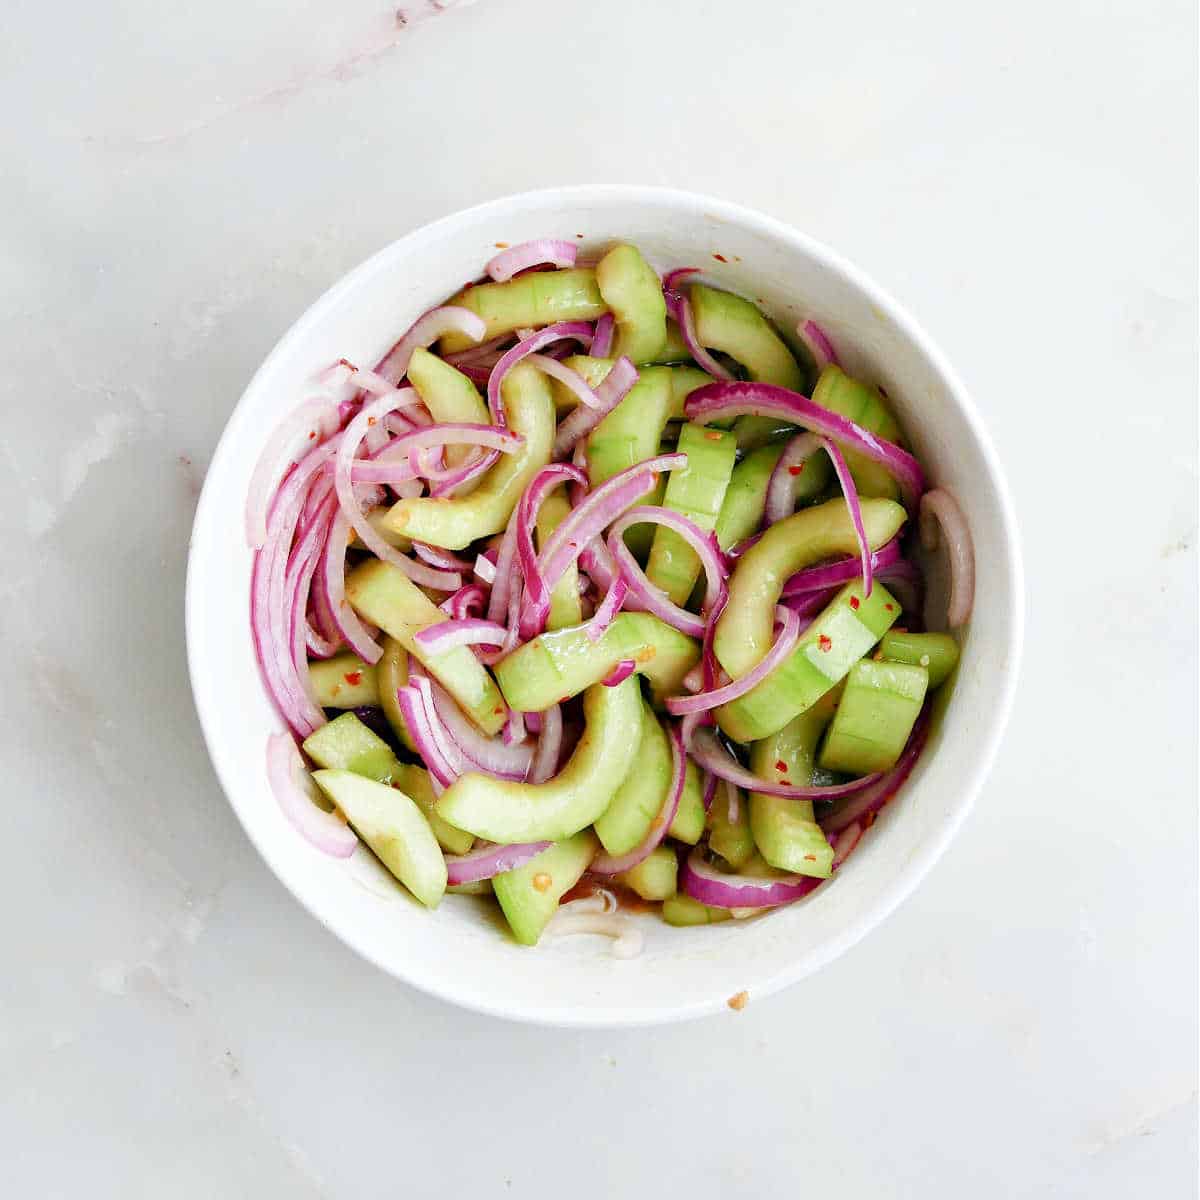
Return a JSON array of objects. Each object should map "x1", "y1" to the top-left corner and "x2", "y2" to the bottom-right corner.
[{"x1": 186, "y1": 186, "x2": 1022, "y2": 1027}]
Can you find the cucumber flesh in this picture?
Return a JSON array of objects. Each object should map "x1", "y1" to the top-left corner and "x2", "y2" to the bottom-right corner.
[
  {"x1": 616, "y1": 845, "x2": 677, "y2": 900},
  {"x1": 308, "y1": 653, "x2": 379, "y2": 709},
  {"x1": 662, "y1": 893, "x2": 732, "y2": 926},
  {"x1": 644, "y1": 319, "x2": 690, "y2": 365},
  {"x1": 493, "y1": 611, "x2": 700, "y2": 713},
  {"x1": 302, "y1": 713, "x2": 473, "y2": 854},
  {"x1": 582, "y1": 361, "x2": 676, "y2": 485},
  {"x1": 345, "y1": 559, "x2": 506, "y2": 736},
  {"x1": 646, "y1": 423, "x2": 737, "y2": 605},
  {"x1": 593, "y1": 701, "x2": 672, "y2": 855},
  {"x1": 811, "y1": 365, "x2": 904, "y2": 499},
  {"x1": 439, "y1": 269, "x2": 607, "y2": 353},
  {"x1": 879, "y1": 631, "x2": 959, "y2": 689},
  {"x1": 311, "y1": 769, "x2": 447, "y2": 908},
  {"x1": 689, "y1": 284, "x2": 804, "y2": 390},
  {"x1": 595, "y1": 243, "x2": 668, "y2": 364},
  {"x1": 435, "y1": 677, "x2": 643, "y2": 842},
  {"x1": 668, "y1": 758, "x2": 706, "y2": 845},
  {"x1": 536, "y1": 489, "x2": 583, "y2": 630},
  {"x1": 383, "y1": 361, "x2": 555, "y2": 549},
  {"x1": 493, "y1": 831, "x2": 598, "y2": 945},
  {"x1": 407, "y1": 347, "x2": 489, "y2": 468},
  {"x1": 717, "y1": 579, "x2": 902, "y2": 743},
  {"x1": 376, "y1": 636, "x2": 417, "y2": 755},
  {"x1": 748, "y1": 695, "x2": 837, "y2": 878},
  {"x1": 707, "y1": 782, "x2": 755, "y2": 868},
  {"x1": 819, "y1": 659, "x2": 928, "y2": 775}
]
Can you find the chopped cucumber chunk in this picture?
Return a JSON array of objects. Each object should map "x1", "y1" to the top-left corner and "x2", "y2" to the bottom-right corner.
[
  {"x1": 308, "y1": 653, "x2": 379, "y2": 709},
  {"x1": 493, "y1": 831, "x2": 598, "y2": 946},
  {"x1": 819, "y1": 659, "x2": 928, "y2": 775},
  {"x1": 594, "y1": 700, "x2": 672, "y2": 855},
  {"x1": 668, "y1": 759, "x2": 706, "y2": 845},
  {"x1": 595, "y1": 243, "x2": 668, "y2": 364},
  {"x1": 879, "y1": 631, "x2": 959, "y2": 689},
  {"x1": 616, "y1": 845, "x2": 678, "y2": 900}
]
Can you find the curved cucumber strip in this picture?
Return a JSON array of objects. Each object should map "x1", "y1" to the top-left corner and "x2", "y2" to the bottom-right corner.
[
  {"x1": 714, "y1": 442, "x2": 832, "y2": 551},
  {"x1": 645, "y1": 318, "x2": 690, "y2": 365},
  {"x1": 668, "y1": 758, "x2": 706, "y2": 845},
  {"x1": 646, "y1": 423, "x2": 737, "y2": 604},
  {"x1": 662, "y1": 893, "x2": 732, "y2": 926},
  {"x1": 493, "y1": 831, "x2": 597, "y2": 946},
  {"x1": 493, "y1": 611, "x2": 700, "y2": 713},
  {"x1": 593, "y1": 701, "x2": 671, "y2": 855},
  {"x1": 689, "y1": 285, "x2": 804, "y2": 389},
  {"x1": 581, "y1": 361, "x2": 675, "y2": 484},
  {"x1": 812, "y1": 365, "x2": 904, "y2": 499},
  {"x1": 350, "y1": 506, "x2": 412, "y2": 553},
  {"x1": 309, "y1": 653, "x2": 379, "y2": 709},
  {"x1": 749, "y1": 694, "x2": 837, "y2": 878},
  {"x1": 718, "y1": 578, "x2": 901, "y2": 743},
  {"x1": 596, "y1": 243, "x2": 668, "y2": 364},
  {"x1": 435, "y1": 677, "x2": 643, "y2": 842},
  {"x1": 346, "y1": 560, "x2": 506, "y2": 736},
  {"x1": 439, "y1": 268, "x2": 607, "y2": 353},
  {"x1": 715, "y1": 497, "x2": 906, "y2": 678},
  {"x1": 384, "y1": 361, "x2": 555, "y2": 549},
  {"x1": 377, "y1": 636, "x2": 417, "y2": 755},
  {"x1": 879, "y1": 631, "x2": 959, "y2": 689},
  {"x1": 407, "y1": 347, "x2": 489, "y2": 468},
  {"x1": 668, "y1": 364, "x2": 713, "y2": 412},
  {"x1": 707, "y1": 786, "x2": 755, "y2": 868},
  {"x1": 616, "y1": 845, "x2": 677, "y2": 900},
  {"x1": 536, "y1": 488, "x2": 583, "y2": 630},
  {"x1": 312, "y1": 769, "x2": 446, "y2": 907},
  {"x1": 819, "y1": 659, "x2": 928, "y2": 775},
  {"x1": 302, "y1": 712, "x2": 473, "y2": 854}
]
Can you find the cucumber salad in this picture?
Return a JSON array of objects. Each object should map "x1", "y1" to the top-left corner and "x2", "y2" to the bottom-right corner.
[{"x1": 247, "y1": 238, "x2": 974, "y2": 951}]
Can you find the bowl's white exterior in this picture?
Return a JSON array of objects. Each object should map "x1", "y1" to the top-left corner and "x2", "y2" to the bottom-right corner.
[{"x1": 186, "y1": 186, "x2": 1022, "y2": 1027}]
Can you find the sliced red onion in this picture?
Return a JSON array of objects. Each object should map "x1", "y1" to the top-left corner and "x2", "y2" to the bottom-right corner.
[
  {"x1": 428, "y1": 448, "x2": 500, "y2": 497},
  {"x1": 536, "y1": 453, "x2": 686, "y2": 606},
  {"x1": 877, "y1": 558, "x2": 924, "y2": 616},
  {"x1": 797, "y1": 319, "x2": 840, "y2": 372},
  {"x1": 552, "y1": 356, "x2": 638, "y2": 458},
  {"x1": 723, "y1": 779, "x2": 740, "y2": 824},
  {"x1": 780, "y1": 587, "x2": 839, "y2": 621},
  {"x1": 665, "y1": 605, "x2": 800, "y2": 715},
  {"x1": 440, "y1": 583, "x2": 488, "y2": 620},
  {"x1": 320, "y1": 512, "x2": 384, "y2": 664},
  {"x1": 605, "y1": 505, "x2": 728, "y2": 639},
  {"x1": 445, "y1": 840, "x2": 553, "y2": 886},
  {"x1": 701, "y1": 771, "x2": 718, "y2": 812},
  {"x1": 412, "y1": 542, "x2": 474, "y2": 572},
  {"x1": 685, "y1": 381, "x2": 926, "y2": 508},
  {"x1": 413, "y1": 618, "x2": 508, "y2": 655},
  {"x1": 334, "y1": 392, "x2": 464, "y2": 592},
  {"x1": 919, "y1": 489, "x2": 974, "y2": 627},
  {"x1": 590, "y1": 312, "x2": 615, "y2": 358},
  {"x1": 486, "y1": 503, "x2": 521, "y2": 623},
  {"x1": 514, "y1": 463, "x2": 588, "y2": 640},
  {"x1": 680, "y1": 663, "x2": 704, "y2": 694},
  {"x1": 601, "y1": 659, "x2": 636, "y2": 687},
  {"x1": 819, "y1": 436, "x2": 873, "y2": 597},
  {"x1": 527, "y1": 353, "x2": 604, "y2": 409},
  {"x1": 347, "y1": 363, "x2": 408, "y2": 397},
  {"x1": 591, "y1": 724, "x2": 687, "y2": 874},
  {"x1": 375, "y1": 305, "x2": 487, "y2": 385},
  {"x1": 782, "y1": 538, "x2": 904, "y2": 597},
  {"x1": 444, "y1": 333, "x2": 514, "y2": 366},
  {"x1": 245, "y1": 399, "x2": 341, "y2": 549},
  {"x1": 585, "y1": 577, "x2": 628, "y2": 643},
  {"x1": 486, "y1": 239, "x2": 578, "y2": 283},
  {"x1": 688, "y1": 726, "x2": 881, "y2": 800},
  {"x1": 266, "y1": 733, "x2": 357, "y2": 858},
  {"x1": 821, "y1": 706, "x2": 930, "y2": 835},
  {"x1": 662, "y1": 267, "x2": 700, "y2": 297},
  {"x1": 429, "y1": 684, "x2": 532, "y2": 780},
  {"x1": 701, "y1": 593, "x2": 729, "y2": 691},
  {"x1": 664, "y1": 289, "x2": 736, "y2": 382},
  {"x1": 503, "y1": 708, "x2": 526, "y2": 747},
  {"x1": 763, "y1": 432, "x2": 823, "y2": 526},
  {"x1": 395, "y1": 683, "x2": 459, "y2": 787},
  {"x1": 487, "y1": 322, "x2": 593, "y2": 424},
  {"x1": 830, "y1": 822, "x2": 862, "y2": 868},
  {"x1": 681, "y1": 849, "x2": 821, "y2": 909},
  {"x1": 473, "y1": 554, "x2": 497, "y2": 585},
  {"x1": 728, "y1": 532, "x2": 763, "y2": 560},
  {"x1": 450, "y1": 361, "x2": 492, "y2": 385},
  {"x1": 528, "y1": 703, "x2": 563, "y2": 783}
]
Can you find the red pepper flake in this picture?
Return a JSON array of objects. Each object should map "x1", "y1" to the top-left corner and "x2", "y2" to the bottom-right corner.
[
  {"x1": 727, "y1": 990, "x2": 748, "y2": 1011},
  {"x1": 307, "y1": 430, "x2": 317, "y2": 439},
  {"x1": 532, "y1": 873, "x2": 552, "y2": 893},
  {"x1": 635, "y1": 646, "x2": 657, "y2": 664},
  {"x1": 787, "y1": 464, "x2": 804, "y2": 476},
  {"x1": 849, "y1": 596, "x2": 860, "y2": 610},
  {"x1": 338, "y1": 357, "x2": 358, "y2": 371},
  {"x1": 818, "y1": 634, "x2": 833, "y2": 652},
  {"x1": 712, "y1": 253, "x2": 728, "y2": 263},
  {"x1": 494, "y1": 242, "x2": 509, "y2": 249},
  {"x1": 803, "y1": 854, "x2": 817, "y2": 862},
  {"x1": 775, "y1": 760, "x2": 788, "y2": 772},
  {"x1": 367, "y1": 416, "x2": 377, "y2": 426},
  {"x1": 704, "y1": 430, "x2": 724, "y2": 441},
  {"x1": 884, "y1": 603, "x2": 894, "y2": 612},
  {"x1": 559, "y1": 696, "x2": 570, "y2": 704},
  {"x1": 493, "y1": 705, "x2": 505, "y2": 715},
  {"x1": 343, "y1": 671, "x2": 362, "y2": 686}
]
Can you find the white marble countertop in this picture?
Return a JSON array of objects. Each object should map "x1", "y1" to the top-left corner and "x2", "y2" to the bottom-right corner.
[{"x1": 3, "y1": 1, "x2": 1195, "y2": 1194}]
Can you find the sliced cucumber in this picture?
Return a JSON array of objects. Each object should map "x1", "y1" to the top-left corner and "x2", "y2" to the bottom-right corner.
[
  {"x1": 616, "y1": 845, "x2": 678, "y2": 901},
  {"x1": 493, "y1": 831, "x2": 598, "y2": 946},
  {"x1": 595, "y1": 243, "x2": 668, "y2": 364},
  {"x1": 662, "y1": 893, "x2": 731, "y2": 926},
  {"x1": 668, "y1": 758, "x2": 706, "y2": 845},
  {"x1": 594, "y1": 701, "x2": 672, "y2": 855},
  {"x1": 376, "y1": 636, "x2": 417, "y2": 755},
  {"x1": 812, "y1": 365, "x2": 904, "y2": 500},
  {"x1": 707, "y1": 783, "x2": 755, "y2": 868},
  {"x1": 308, "y1": 653, "x2": 379, "y2": 709},
  {"x1": 819, "y1": 658, "x2": 928, "y2": 775},
  {"x1": 689, "y1": 285, "x2": 804, "y2": 390},
  {"x1": 879, "y1": 631, "x2": 959, "y2": 689},
  {"x1": 312, "y1": 769, "x2": 447, "y2": 908},
  {"x1": 407, "y1": 347, "x2": 489, "y2": 468},
  {"x1": 536, "y1": 487, "x2": 583, "y2": 630}
]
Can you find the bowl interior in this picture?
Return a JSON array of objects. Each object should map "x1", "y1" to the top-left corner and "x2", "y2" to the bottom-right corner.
[{"x1": 187, "y1": 187, "x2": 1021, "y2": 1026}]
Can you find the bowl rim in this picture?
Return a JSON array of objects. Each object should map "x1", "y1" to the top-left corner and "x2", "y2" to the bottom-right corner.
[{"x1": 186, "y1": 184, "x2": 1024, "y2": 1027}]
